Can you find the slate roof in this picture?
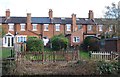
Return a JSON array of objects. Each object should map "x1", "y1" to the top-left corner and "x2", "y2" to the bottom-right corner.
[
  {"x1": 1, "y1": 17, "x2": 26, "y2": 23},
  {"x1": 95, "y1": 18, "x2": 118, "y2": 25},
  {"x1": 31, "y1": 17, "x2": 51, "y2": 24},
  {"x1": 0, "y1": 16, "x2": 97, "y2": 25}
]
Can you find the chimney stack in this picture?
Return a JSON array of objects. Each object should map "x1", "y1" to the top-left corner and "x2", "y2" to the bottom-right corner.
[
  {"x1": 27, "y1": 13, "x2": 31, "y2": 30},
  {"x1": 71, "y1": 13, "x2": 77, "y2": 32},
  {"x1": 48, "y1": 9, "x2": 53, "y2": 18},
  {"x1": 6, "y1": 9, "x2": 10, "y2": 18},
  {"x1": 88, "y1": 10, "x2": 94, "y2": 19}
]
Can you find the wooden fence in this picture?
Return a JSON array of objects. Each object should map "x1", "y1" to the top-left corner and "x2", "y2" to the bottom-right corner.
[
  {"x1": 16, "y1": 51, "x2": 79, "y2": 63},
  {"x1": 90, "y1": 51, "x2": 119, "y2": 61},
  {"x1": 14, "y1": 43, "x2": 26, "y2": 52}
]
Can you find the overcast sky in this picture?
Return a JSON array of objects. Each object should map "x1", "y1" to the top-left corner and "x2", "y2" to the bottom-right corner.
[{"x1": 0, "y1": 0, "x2": 120, "y2": 18}]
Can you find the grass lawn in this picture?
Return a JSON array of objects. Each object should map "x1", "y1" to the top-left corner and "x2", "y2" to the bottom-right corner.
[
  {"x1": 0, "y1": 47, "x2": 13, "y2": 58},
  {"x1": 79, "y1": 51, "x2": 90, "y2": 60}
]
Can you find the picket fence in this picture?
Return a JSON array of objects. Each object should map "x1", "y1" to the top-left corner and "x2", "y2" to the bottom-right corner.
[{"x1": 90, "y1": 51, "x2": 119, "y2": 61}]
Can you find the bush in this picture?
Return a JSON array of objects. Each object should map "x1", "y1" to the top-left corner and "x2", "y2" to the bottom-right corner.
[
  {"x1": 97, "y1": 61, "x2": 119, "y2": 75},
  {"x1": 26, "y1": 37, "x2": 44, "y2": 52},
  {"x1": 51, "y1": 34, "x2": 69, "y2": 51},
  {"x1": 80, "y1": 36, "x2": 100, "y2": 51}
]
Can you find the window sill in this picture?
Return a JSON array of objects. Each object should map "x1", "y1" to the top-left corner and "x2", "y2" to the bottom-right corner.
[
  {"x1": 56, "y1": 30, "x2": 60, "y2": 32},
  {"x1": 9, "y1": 30, "x2": 14, "y2": 31},
  {"x1": 32, "y1": 29, "x2": 37, "y2": 31},
  {"x1": 44, "y1": 30, "x2": 49, "y2": 31},
  {"x1": 20, "y1": 30, "x2": 25, "y2": 31}
]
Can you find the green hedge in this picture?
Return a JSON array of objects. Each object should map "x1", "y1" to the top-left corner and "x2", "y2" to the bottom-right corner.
[
  {"x1": 26, "y1": 37, "x2": 44, "y2": 52},
  {"x1": 51, "y1": 34, "x2": 68, "y2": 51}
]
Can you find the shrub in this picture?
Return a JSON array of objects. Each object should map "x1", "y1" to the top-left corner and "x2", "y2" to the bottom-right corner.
[
  {"x1": 97, "y1": 61, "x2": 119, "y2": 75},
  {"x1": 26, "y1": 37, "x2": 44, "y2": 52},
  {"x1": 51, "y1": 34, "x2": 69, "y2": 51}
]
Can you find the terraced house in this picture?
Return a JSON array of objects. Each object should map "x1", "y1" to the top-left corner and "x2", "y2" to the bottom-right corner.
[{"x1": 1, "y1": 9, "x2": 116, "y2": 48}]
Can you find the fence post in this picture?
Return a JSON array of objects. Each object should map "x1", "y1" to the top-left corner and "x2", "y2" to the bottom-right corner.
[
  {"x1": 42, "y1": 51, "x2": 44, "y2": 64},
  {"x1": 53, "y1": 51, "x2": 56, "y2": 62}
]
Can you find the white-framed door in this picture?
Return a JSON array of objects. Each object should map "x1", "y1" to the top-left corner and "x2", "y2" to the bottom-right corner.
[
  {"x1": 3, "y1": 36, "x2": 14, "y2": 47},
  {"x1": 3, "y1": 32, "x2": 14, "y2": 47}
]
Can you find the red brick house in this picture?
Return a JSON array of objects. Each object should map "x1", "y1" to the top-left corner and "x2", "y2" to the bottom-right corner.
[{"x1": 1, "y1": 9, "x2": 97, "y2": 47}]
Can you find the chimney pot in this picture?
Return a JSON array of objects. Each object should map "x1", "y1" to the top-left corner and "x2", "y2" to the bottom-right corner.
[
  {"x1": 6, "y1": 9, "x2": 10, "y2": 18},
  {"x1": 88, "y1": 10, "x2": 94, "y2": 19},
  {"x1": 49, "y1": 9, "x2": 53, "y2": 18}
]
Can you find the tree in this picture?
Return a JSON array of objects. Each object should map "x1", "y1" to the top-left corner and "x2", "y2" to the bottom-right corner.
[
  {"x1": 104, "y1": 2, "x2": 120, "y2": 36},
  {"x1": 81, "y1": 36, "x2": 100, "y2": 51},
  {"x1": 26, "y1": 37, "x2": 44, "y2": 52},
  {"x1": 104, "y1": 2, "x2": 119, "y2": 18},
  {"x1": 51, "y1": 34, "x2": 69, "y2": 51}
]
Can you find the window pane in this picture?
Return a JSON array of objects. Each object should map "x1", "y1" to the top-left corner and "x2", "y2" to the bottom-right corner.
[
  {"x1": 44, "y1": 24, "x2": 49, "y2": 31},
  {"x1": 55, "y1": 24, "x2": 60, "y2": 31},
  {"x1": 99, "y1": 25, "x2": 103, "y2": 31},
  {"x1": 8, "y1": 24, "x2": 14, "y2": 31},
  {"x1": 32, "y1": 24, "x2": 37, "y2": 31},
  {"x1": 87, "y1": 25, "x2": 92, "y2": 31},
  {"x1": 73, "y1": 37, "x2": 80, "y2": 42},
  {"x1": 109, "y1": 25, "x2": 113, "y2": 31},
  {"x1": 66, "y1": 24, "x2": 71, "y2": 31},
  {"x1": 20, "y1": 24, "x2": 25, "y2": 31},
  {"x1": 78, "y1": 25, "x2": 82, "y2": 30}
]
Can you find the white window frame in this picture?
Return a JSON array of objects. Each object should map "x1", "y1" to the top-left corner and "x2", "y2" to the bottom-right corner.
[
  {"x1": 99, "y1": 25, "x2": 103, "y2": 31},
  {"x1": 32, "y1": 24, "x2": 37, "y2": 31},
  {"x1": 66, "y1": 24, "x2": 71, "y2": 31},
  {"x1": 55, "y1": 24, "x2": 60, "y2": 31},
  {"x1": 73, "y1": 36, "x2": 80, "y2": 43},
  {"x1": 87, "y1": 25, "x2": 92, "y2": 31},
  {"x1": 109, "y1": 25, "x2": 113, "y2": 31},
  {"x1": 16, "y1": 35, "x2": 27, "y2": 43},
  {"x1": 8, "y1": 24, "x2": 14, "y2": 31},
  {"x1": 20, "y1": 24, "x2": 25, "y2": 31},
  {"x1": 44, "y1": 24, "x2": 49, "y2": 31}
]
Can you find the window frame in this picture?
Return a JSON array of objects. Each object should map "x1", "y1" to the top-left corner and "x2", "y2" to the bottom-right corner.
[
  {"x1": 99, "y1": 25, "x2": 103, "y2": 31},
  {"x1": 16, "y1": 35, "x2": 27, "y2": 43},
  {"x1": 109, "y1": 25, "x2": 113, "y2": 31},
  {"x1": 66, "y1": 24, "x2": 71, "y2": 31},
  {"x1": 20, "y1": 24, "x2": 25, "y2": 31},
  {"x1": 55, "y1": 24, "x2": 60, "y2": 31},
  {"x1": 32, "y1": 24, "x2": 37, "y2": 31},
  {"x1": 44, "y1": 24, "x2": 49, "y2": 31},
  {"x1": 87, "y1": 25, "x2": 92, "y2": 31},
  {"x1": 8, "y1": 24, "x2": 14, "y2": 31},
  {"x1": 73, "y1": 36, "x2": 80, "y2": 43}
]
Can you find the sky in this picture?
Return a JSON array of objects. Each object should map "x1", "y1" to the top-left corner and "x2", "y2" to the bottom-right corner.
[{"x1": 0, "y1": 0, "x2": 120, "y2": 18}]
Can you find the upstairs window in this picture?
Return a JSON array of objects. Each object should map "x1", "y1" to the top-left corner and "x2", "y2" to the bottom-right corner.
[
  {"x1": 20, "y1": 24, "x2": 25, "y2": 31},
  {"x1": 66, "y1": 24, "x2": 71, "y2": 31},
  {"x1": 55, "y1": 24, "x2": 60, "y2": 31},
  {"x1": 32, "y1": 24, "x2": 37, "y2": 31},
  {"x1": 99, "y1": 25, "x2": 103, "y2": 31},
  {"x1": 109, "y1": 25, "x2": 113, "y2": 31},
  {"x1": 87, "y1": 25, "x2": 92, "y2": 31},
  {"x1": 78, "y1": 25, "x2": 82, "y2": 30},
  {"x1": 8, "y1": 24, "x2": 14, "y2": 31},
  {"x1": 73, "y1": 37, "x2": 80, "y2": 43},
  {"x1": 44, "y1": 24, "x2": 49, "y2": 31}
]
